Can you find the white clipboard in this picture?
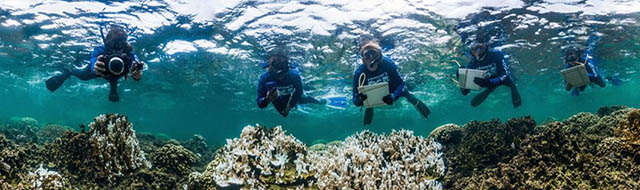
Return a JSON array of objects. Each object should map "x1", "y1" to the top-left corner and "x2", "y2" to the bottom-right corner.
[
  {"x1": 358, "y1": 82, "x2": 389, "y2": 108},
  {"x1": 357, "y1": 73, "x2": 389, "y2": 108},
  {"x1": 561, "y1": 64, "x2": 590, "y2": 87},
  {"x1": 458, "y1": 68, "x2": 488, "y2": 90}
]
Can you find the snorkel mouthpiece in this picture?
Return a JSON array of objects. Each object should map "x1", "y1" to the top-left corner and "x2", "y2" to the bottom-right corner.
[{"x1": 108, "y1": 57, "x2": 125, "y2": 75}]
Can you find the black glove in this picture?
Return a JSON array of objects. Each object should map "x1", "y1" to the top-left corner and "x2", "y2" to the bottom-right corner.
[
  {"x1": 357, "y1": 93, "x2": 368, "y2": 102},
  {"x1": 473, "y1": 77, "x2": 492, "y2": 88},
  {"x1": 382, "y1": 94, "x2": 394, "y2": 105}
]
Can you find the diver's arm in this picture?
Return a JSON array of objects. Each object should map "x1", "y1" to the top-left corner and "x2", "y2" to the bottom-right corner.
[
  {"x1": 585, "y1": 58, "x2": 599, "y2": 80},
  {"x1": 388, "y1": 66, "x2": 405, "y2": 100},
  {"x1": 489, "y1": 51, "x2": 510, "y2": 86},
  {"x1": 129, "y1": 51, "x2": 143, "y2": 81},
  {"x1": 256, "y1": 77, "x2": 270, "y2": 108}
]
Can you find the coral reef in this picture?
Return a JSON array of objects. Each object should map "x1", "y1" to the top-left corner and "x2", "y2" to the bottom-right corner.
[
  {"x1": 2, "y1": 107, "x2": 639, "y2": 189},
  {"x1": 182, "y1": 134, "x2": 216, "y2": 169},
  {"x1": 36, "y1": 124, "x2": 73, "y2": 144},
  {"x1": 12, "y1": 165, "x2": 72, "y2": 190},
  {"x1": 311, "y1": 130, "x2": 446, "y2": 190},
  {"x1": 150, "y1": 144, "x2": 199, "y2": 176},
  {"x1": 436, "y1": 116, "x2": 536, "y2": 187},
  {"x1": 46, "y1": 114, "x2": 150, "y2": 185},
  {"x1": 0, "y1": 134, "x2": 45, "y2": 183},
  {"x1": 440, "y1": 109, "x2": 640, "y2": 190},
  {"x1": 1, "y1": 117, "x2": 40, "y2": 144},
  {"x1": 200, "y1": 125, "x2": 314, "y2": 189}
]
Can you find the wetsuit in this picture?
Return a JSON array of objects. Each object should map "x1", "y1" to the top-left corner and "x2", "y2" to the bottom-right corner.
[
  {"x1": 461, "y1": 49, "x2": 521, "y2": 107},
  {"x1": 352, "y1": 56, "x2": 406, "y2": 106},
  {"x1": 257, "y1": 70, "x2": 305, "y2": 116}
]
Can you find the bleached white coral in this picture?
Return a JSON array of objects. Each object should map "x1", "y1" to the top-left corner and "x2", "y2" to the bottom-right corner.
[
  {"x1": 310, "y1": 130, "x2": 446, "y2": 190},
  {"x1": 21, "y1": 165, "x2": 69, "y2": 190},
  {"x1": 201, "y1": 125, "x2": 314, "y2": 188}
]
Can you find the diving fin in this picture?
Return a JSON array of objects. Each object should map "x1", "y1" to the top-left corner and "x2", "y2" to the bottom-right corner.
[
  {"x1": 471, "y1": 87, "x2": 494, "y2": 107},
  {"x1": 325, "y1": 97, "x2": 348, "y2": 110},
  {"x1": 45, "y1": 72, "x2": 71, "y2": 92},
  {"x1": 404, "y1": 93, "x2": 430, "y2": 119},
  {"x1": 364, "y1": 108, "x2": 374, "y2": 125}
]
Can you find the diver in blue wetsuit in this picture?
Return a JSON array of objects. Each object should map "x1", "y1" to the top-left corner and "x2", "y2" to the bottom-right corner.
[
  {"x1": 257, "y1": 53, "x2": 328, "y2": 117},
  {"x1": 563, "y1": 35, "x2": 607, "y2": 96},
  {"x1": 45, "y1": 26, "x2": 144, "y2": 102},
  {"x1": 460, "y1": 39, "x2": 522, "y2": 108},
  {"x1": 352, "y1": 38, "x2": 430, "y2": 125}
]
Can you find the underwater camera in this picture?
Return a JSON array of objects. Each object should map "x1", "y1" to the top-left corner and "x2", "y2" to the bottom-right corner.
[{"x1": 100, "y1": 53, "x2": 129, "y2": 76}]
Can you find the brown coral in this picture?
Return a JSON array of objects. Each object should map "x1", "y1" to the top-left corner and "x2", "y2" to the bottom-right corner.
[{"x1": 150, "y1": 144, "x2": 199, "y2": 176}]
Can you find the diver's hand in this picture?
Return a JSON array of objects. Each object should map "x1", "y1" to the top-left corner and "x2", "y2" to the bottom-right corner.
[
  {"x1": 382, "y1": 94, "x2": 394, "y2": 105},
  {"x1": 281, "y1": 105, "x2": 292, "y2": 117},
  {"x1": 266, "y1": 88, "x2": 278, "y2": 102},
  {"x1": 473, "y1": 77, "x2": 492, "y2": 88},
  {"x1": 357, "y1": 93, "x2": 368, "y2": 102},
  {"x1": 94, "y1": 55, "x2": 107, "y2": 76},
  {"x1": 131, "y1": 61, "x2": 144, "y2": 81},
  {"x1": 565, "y1": 83, "x2": 573, "y2": 91}
]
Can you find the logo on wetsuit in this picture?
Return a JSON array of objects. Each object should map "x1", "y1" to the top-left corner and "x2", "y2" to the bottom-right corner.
[
  {"x1": 276, "y1": 85, "x2": 295, "y2": 96},
  {"x1": 366, "y1": 72, "x2": 389, "y2": 85},
  {"x1": 476, "y1": 63, "x2": 498, "y2": 78}
]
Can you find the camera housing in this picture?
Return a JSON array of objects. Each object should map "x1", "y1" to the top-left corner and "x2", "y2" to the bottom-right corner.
[{"x1": 99, "y1": 53, "x2": 130, "y2": 76}]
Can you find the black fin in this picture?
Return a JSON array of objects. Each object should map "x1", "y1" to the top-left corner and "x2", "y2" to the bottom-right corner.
[
  {"x1": 364, "y1": 108, "x2": 374, "y2": 125},
  {"x1": 45, "y1": 72, "x2": 71, "y2": 92},
  {"x1": 471, "y1": 87, "x2": 494, "y2": 107}
]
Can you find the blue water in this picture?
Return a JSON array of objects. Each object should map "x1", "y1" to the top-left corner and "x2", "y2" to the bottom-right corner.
[{"x1": 0, "y1": 0, "x2": 639, "y2": 145}]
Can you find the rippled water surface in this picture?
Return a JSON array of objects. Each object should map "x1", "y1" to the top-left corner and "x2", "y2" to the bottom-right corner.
[{"x1": 1, "y1": 0, "x2": 639, "y2": 144}]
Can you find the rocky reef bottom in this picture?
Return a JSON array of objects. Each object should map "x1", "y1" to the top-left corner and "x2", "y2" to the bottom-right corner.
[{"x1": 0, "y1": 105, "x2": 638, "y2": 190}]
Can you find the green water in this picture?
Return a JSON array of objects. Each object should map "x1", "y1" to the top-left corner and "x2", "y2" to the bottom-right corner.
[{"x1": 0, "y1": 0, "x2": 639, "y2": 145}]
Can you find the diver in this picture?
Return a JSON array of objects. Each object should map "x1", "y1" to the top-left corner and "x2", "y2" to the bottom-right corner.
[
  {"x1": 45, "y1": 26, "x2": 144, "y2": 102},
  {"x1": 563, "y1": 34, "x2": 608, "y2": 96},
  {"x1": 256, "y1": 52, "x2": 341, "y2": 117},
  {"x1": 459, "y1": 37, "x2": 522, "y2": 108},
  {"x1": 352, "y1": 38, "x2": 431, "y2": 125}
]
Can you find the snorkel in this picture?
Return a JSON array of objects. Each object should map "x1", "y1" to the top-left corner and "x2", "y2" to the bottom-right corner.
[{"x1": 360, "y1": 40, "x2": 382, "y2": 72}]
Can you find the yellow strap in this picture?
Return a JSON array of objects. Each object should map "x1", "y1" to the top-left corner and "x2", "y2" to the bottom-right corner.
[{"x1": 452, "y1": 60, "x2": 461, "y2": 68}]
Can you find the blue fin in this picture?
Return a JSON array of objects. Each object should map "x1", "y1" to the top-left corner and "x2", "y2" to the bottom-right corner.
[
  {"x1": 606, "y1": 76, "x2": 622, "y2": 86},
  {"x1": 325, "y1": 97, "x2": 348, "y2": 109}
]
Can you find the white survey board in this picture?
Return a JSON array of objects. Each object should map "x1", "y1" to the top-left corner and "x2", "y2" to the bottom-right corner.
[
  {"x1": 561, "y1": 64, "x2": 590, "y2": 87},
  {"x1": 358, "y1": 82, "x2": 389, "y2": 108},
  {"x1": 458, "y1": 68, "x2": 488, "y2": 90}
]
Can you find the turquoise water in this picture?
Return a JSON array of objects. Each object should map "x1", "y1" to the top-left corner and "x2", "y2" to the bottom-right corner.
[{"x1": 0, "y1": 0, "x2": 638, "y2": 145}]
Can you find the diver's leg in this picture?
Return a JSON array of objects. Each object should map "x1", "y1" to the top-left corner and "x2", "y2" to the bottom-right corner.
[
  {"x1": 45, "y1": 71, "x2": 72, "y2": 92},
  {"x1": 404, "y1": 91, "x2": 431, "y2": 119},
  {"x1": 593, "y1": 76, "x2": 606, "y2": 88},
  {"x1": 471, "y1": 87, "x2": 495, "y2": 107},
  {"x1": 298, "y1": 95, "x2": 324, "y2": 104},
  {"x1": 505, "y1": 79, "x2": 522, "y2": 108},
  {"x1": 71, "y1": 65, "x2": 97, "y2": 81},
  {"x1": 108, "y1": 79, "x2": 119, "y2": 102},
  {"x1": 363, "y1": 108, "x2": 374, "y2": 125}
]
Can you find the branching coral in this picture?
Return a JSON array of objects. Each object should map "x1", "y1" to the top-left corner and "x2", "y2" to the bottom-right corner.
[
  {"x1": 46, "y1": 114, "x2": 150, "y2": 185},
  {"x1": 36, "y1": 124, "x2": 73, "y2": 144},
  {"x1": 311, "y1": 130, "x2": 446, "y2": 190},
  {"x1": 616, "y1": 109, "x2": 640, "y2": 150},
  {"x1": 0, "y1": 134, "x2": 45, "y2": 183},
  {"x1": 200, "y1": 125, "x2": 313, "y2": 189}
]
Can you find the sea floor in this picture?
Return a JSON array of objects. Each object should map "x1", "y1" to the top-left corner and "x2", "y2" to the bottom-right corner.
[{"x1": 1, "y1": 105, "x2": 639, "y2": 190}]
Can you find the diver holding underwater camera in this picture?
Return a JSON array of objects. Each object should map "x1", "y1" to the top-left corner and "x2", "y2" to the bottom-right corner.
[{"x1": 45, "y1": 26, "x2": 144, "y2": 102}]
